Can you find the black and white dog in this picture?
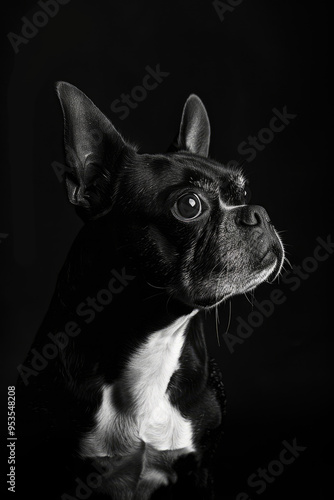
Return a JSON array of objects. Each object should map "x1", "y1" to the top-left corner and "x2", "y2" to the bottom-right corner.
[{"x1": 17, "y1": 83, "x2": 284, "y2": 499}]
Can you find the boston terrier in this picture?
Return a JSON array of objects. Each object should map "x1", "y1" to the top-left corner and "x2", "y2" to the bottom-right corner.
[{"x1": 16, "y1": 83, "x2": 284, "y2": 500}]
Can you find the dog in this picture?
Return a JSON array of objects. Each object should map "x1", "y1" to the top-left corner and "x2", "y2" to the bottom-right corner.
[{"x1": 16, "y1": 83, "x2": 284, "y2": 500}]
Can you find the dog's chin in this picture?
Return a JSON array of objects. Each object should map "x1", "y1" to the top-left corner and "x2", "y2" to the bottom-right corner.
[
  {"x1": 240, "y1": 258, "x2": 278, "y2": 294},
  {"x1": 189, "y1": 253, "x2": 283, "y2": 310}
]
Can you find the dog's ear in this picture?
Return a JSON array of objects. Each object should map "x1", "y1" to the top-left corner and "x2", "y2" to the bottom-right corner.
[
  {"x1": 168, "y1": 94, "x2": 210, "y2": 157},
  {"x1": 56, "y1": 81, "x2": 135, "y2": 220}
]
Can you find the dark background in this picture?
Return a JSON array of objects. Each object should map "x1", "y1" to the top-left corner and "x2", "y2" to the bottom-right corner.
[{"x1": 1, "y1": 0, "x2": 332, "y2": 498}]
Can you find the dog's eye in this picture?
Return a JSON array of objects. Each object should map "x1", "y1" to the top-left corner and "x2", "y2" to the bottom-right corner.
[{"x1": 173, "y1": 193, "x2": 202, "y2": 221}]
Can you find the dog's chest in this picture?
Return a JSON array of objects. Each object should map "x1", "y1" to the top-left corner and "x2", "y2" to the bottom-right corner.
[{"x1": 80, "y1": 315, "x2": 195, "y2": 457}]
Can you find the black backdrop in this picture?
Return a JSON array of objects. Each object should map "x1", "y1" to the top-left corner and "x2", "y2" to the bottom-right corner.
[{"x1": 1, "y1": 1, "x2": 332, "y2": 499}]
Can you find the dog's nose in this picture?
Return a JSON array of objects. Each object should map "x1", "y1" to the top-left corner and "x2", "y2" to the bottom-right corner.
[{"x1": 237, "y1": 205, "x2": 271, "y2": 227}]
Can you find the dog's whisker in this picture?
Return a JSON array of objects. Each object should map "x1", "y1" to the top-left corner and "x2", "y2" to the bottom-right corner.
[
  {"x1": 208, "y1": 260, "x2": 224, "y2": 283},
  {"x1": 243, "y1": 292, "x2": 254, "y2": 308},
  {"x1": 165, "y1": 292, "x2": 175, "y2": 314},
  {"x1": 280, "y1": 242, "x2": 293, "y2": 248},
  {"x1": 142, "y1": 291, "x2": 166, "y2": 302},
  {"x1": 284, "y1": 257, "x2": 293, "y2": 269},
  {"x1": 146, "y1": 280, "x2": 168, "y2": 290},
  {"x1": 224, "y1": 300, "x2": 232, "y2": 334},
  {"x1": 114, "y1": 243, "x2": 132, "y2": 252},
  {"x1": 215, "y1": 305, "x2": 221, "y2": 347}
]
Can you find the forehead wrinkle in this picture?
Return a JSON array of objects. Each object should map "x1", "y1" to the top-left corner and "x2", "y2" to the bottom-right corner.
[
  {"x1": 234, "y1": 172, "x2": 246, "y2": 188},
  {"x1": 231, "y1": 167, "x2": 247, "y2": 187},
  {"x1": 189, "y1": 177, "x2": 219, "y2": 194},
  {"x1": 171, "y1": 157, "x2": 246, "y2": 196},
  {"x1": 220, "y1": 171, "x2": 246, "y2": 191}
]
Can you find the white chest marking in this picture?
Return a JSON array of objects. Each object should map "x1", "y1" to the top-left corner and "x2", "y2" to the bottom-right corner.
[
  {"x1": 80, "y1": 313, "x2": 197, "y2": 458},
  {"x1": 125, "y1": 313, "x2": 195, "y2": 451}
]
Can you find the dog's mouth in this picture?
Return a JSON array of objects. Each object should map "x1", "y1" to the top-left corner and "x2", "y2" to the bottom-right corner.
[
  {"x1": 265, "y1": 229, "x2": 285, "y2": 281},
  {"x1": 233, "y1": 233, "x2": 285, "y2": 294},
  {"x1": 241, "y1": 255, "x2": 279, "y2": 294},
  {"x1": 186, "y1": 237, "x2": 285, "y2": 310},
  {"x1": 248, "y1": 223, "x2": 285, "y2": 280}
]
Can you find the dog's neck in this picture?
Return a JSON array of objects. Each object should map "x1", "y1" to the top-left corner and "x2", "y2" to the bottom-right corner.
[{"x1": 47, "y1": 219, "x2": 197, "y2": 388}]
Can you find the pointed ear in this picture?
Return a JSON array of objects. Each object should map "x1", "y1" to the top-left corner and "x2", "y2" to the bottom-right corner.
[
  {"x1": 55, "y1": 82, "x2": 135, "y2": 220},
  {"x1": 169, "y1": 94, "x2": 211, "y2": 156}
]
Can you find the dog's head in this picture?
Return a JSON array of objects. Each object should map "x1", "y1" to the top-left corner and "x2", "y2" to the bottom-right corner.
[{"x1": 56, "y1": 82, "x2": 284, "y2": 309}]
